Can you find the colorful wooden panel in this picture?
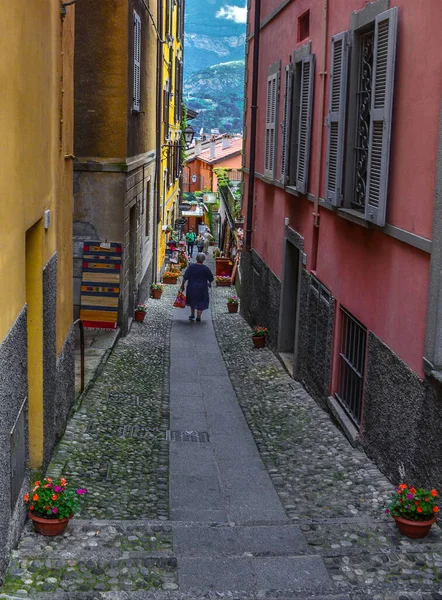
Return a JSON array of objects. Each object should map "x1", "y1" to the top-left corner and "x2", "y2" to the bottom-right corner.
[{"x1": 80, "y1": 242, "x2": 122, "y2": 329}]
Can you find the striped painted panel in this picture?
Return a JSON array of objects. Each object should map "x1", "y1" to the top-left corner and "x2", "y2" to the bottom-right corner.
[{"x1": 80, "y1": 241, "x2": 122, "y2": 329}]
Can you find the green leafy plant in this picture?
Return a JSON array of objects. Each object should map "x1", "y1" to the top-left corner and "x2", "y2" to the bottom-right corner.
[
  {"x1": 135, "y1": 303, "x2": 148, "y2": 313},
  {"x1": 251, "y1": 326, "x2": 268, "y2": 338},
  {"x1": 213, "y1": 248, "x2": 221, "y2": 258},
  {"x1": 151, "y1": 284, "x2": 164, "y2": 291},
  {"x1": 227, "y1": 296, "x2": 239, "y2": 304},
  {"x1": 385, "y1": 484, "x2": 439, "y2": 521},
  {"x1": 24, "y1": 477, "x2": 87, "y2": 520}
]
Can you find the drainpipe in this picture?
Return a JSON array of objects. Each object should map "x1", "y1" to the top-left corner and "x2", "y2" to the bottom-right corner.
[
  {"x1": 311, "y1": 0, "x2": 328, "y2": 270},
  {"x1": 152, "y1": 0, "x2": 164, "y2": 281},
  {"x1": 245, "y1": 0, "x2": 261, "y2": 252}
]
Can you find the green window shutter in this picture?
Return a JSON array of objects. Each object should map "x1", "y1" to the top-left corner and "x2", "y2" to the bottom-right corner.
[
  {"x1": 325, "y1": 31, "x2": 350, "y2": 206},
  {"x1": 133, "y1": 12, "x2": 141, "y2": 112},
  {"x1": 264, "y1": 61, "x2": 280, "y2": 180},
  {"x1": 365, "y1": 7, "x2": 398, "y2": 226},
  {"x1": 295, "y1": 54, "x2": 315, "y2": 194},
  {"x1": 280, "y1": 63, "x2": 293, "y2": 184}
]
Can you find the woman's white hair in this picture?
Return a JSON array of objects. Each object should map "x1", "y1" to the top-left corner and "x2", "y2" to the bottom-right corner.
[{"x1": 196, "y1": 253, "x2": 206, "y2": 263}]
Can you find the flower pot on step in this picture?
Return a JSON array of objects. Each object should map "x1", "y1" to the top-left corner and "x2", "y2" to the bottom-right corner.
[
  {"x1": 393, "y1": 515, "x2": 436, "y2": 539},
  {"x1": 227, "y1": 303, "x2": 238, "y2": 313},
  {"x1": 163, "y1": 277, "x2": 178, "y2": 285},
  {"x1": 152, "y1": 289, "x2": 163, "y2": 300},
  {"x1": 29, "y1": 511, "x2": 72, "y2": 536},
  {"x1": 251, "y1": 335, "x2": 266, "y2": 348},
  {"x1": 134, "y1": 311, "x2": 146, "y2": 322}
]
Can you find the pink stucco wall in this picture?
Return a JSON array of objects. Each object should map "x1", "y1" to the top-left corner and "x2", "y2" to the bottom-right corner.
[{"x1": 244, "y1": 0, "x2": 442, "y2": 377}]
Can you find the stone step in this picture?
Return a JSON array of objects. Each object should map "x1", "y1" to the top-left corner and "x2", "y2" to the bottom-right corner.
[{"x1": 173, "y1": 524, "x2": 309, "y2": 556}]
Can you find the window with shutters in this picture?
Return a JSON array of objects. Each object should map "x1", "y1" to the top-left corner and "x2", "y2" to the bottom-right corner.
[
  {"x1": 264, "y1": 61, "x2": 280, "y2": 180},
  {"x1": 164, "y1": 80, "x2": 170, "y2": 139},
  {"x1": 325, "y1": 6, "x2": 398, "y2": 227},
  {"x1": 281, "y1": 45, "x2": 315, "y2": 193},
  {"x1": 133, "y1": 11, "x2": 141, "y2": 113}
]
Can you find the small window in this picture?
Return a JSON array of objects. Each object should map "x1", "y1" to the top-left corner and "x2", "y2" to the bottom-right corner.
[
  {"x1": 133, "y1": 11, "x2": 141, "y2": 112},
  {"x1": 298, "y1": 10, "x2": 310, "y2": 42},
  {"x1": 336, "y1": 307, "x2": 367, "y2": 427}
]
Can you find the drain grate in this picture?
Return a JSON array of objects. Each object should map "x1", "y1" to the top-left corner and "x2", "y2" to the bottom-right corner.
[{"x1": 166, "y1": 430, "x2": 210, "y2": 443}]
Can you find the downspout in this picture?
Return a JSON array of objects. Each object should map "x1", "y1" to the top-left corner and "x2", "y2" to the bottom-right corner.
[
  {"x1": 311, "y1": 0, "x2": 328, "y2": 270},
  {"x1": 245, "y1": 0, "x2": 261, "y2": 252},
  {"x1": 152, "y1": 0, "x2": 164, "y2": 281}
]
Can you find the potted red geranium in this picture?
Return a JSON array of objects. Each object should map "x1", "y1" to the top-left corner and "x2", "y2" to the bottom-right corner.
[
  {"x1": 251, "y1": 326, "x2": 268, "y2": 348},
  {"x1": 134, "y1": 303, "x2": 147, "y2": 322},
  {"x1": 385, "y1": 483, "x2": 439, "y2": 538},
  {"x1": 24, "y1": 477, "x2": 87, "y2": 536},
  {"x1": 227, "y1": 296, "x2": 239, "y2": 313}
]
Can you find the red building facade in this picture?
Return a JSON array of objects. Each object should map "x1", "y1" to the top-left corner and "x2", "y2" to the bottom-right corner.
[{"x1": 242, "y1": 0, "x2": 442, "y2": 486}]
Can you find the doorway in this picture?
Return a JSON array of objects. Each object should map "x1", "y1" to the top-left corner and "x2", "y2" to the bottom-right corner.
[
  {"x1": 277, "y1": 239, "x2": 302, "y2": 377},
  {"x1": 128, "y1": 205, "x2": 137, "y2": 317}
]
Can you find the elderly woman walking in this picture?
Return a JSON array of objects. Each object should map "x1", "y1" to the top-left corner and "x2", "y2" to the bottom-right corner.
[{"x1": 181, "y1": 253, "x2": 214, "y2": 321}]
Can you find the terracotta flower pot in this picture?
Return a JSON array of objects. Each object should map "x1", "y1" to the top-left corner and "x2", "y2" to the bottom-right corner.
[
  {"x1": 134, "y1": 311, "x2": 146, "y2": 322},
  {"x1": 29, "y1": 511, "x2": 71, "y2": 536},
  {"x1": 152, "y1": 289, "x2": 163, "y2": 300},
  {"x1": 393, "y1": 515, "x2": 436, "y2": 538},
  {"x1": 227, "y1": 303, "x2": 238, "y2": 313},
  {"x1": 163, "y1": 277, "x2": 178, "y2": 285},
  {"x1": 216, "y1": 280, "x2": 231, "y2": 287},
  {"x1": 252, "y1": 335, "x2": 266, "y2": 348}
]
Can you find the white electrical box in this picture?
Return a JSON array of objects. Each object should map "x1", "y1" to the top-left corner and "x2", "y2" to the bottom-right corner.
[{"x1": 44, "y1": 210, "x2": 51, "y2": 230}]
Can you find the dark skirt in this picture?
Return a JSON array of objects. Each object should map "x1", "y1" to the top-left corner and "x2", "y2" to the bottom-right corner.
[{"x1": 186, "y1": 281, "x2": 210, "y2": 311}]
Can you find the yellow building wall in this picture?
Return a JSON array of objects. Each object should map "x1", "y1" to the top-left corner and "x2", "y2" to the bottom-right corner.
[
  {"x1": 0, "y1": 1, "x2": 74, "y2": 466},
  {"x1": 157, "y1": 0, "x2": 183, "y2": 273}
]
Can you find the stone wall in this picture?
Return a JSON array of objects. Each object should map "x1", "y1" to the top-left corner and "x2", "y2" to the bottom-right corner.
[
  {"x1": 239, "y1": 249, "x2": 281, "y2": 349},
  {"x1": 363, "y1": 332, "x2": 442, "y2": 491},
  {"x1": 297, "y1": 272, "x2": 335, "y2": 409},
  {"x1": 0, "y1": 308, "x2": 28, "y2": 582}
]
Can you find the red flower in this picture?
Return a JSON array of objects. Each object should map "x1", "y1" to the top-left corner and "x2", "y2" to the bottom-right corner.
[
  {"x1": 417, "y1": 506, "x2": 423, "y2": 513},
  {"x1": 431, "y1": 489, "x2": 438, "y2": 497},
  {"x1": 433, "y1": 506, "x2": 439, "y2": 513},
  {"x1": 409, "y1": 487, "x2": 417, "y2": 494},
  {"x1": 23, "y1": 493, "x2": 29, "y2": 502},
  {"x1": 32, "y1": 494, "x2": 39, "y2": 502}
]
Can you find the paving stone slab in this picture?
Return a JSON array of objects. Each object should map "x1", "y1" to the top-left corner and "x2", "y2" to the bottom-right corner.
[
  {"x1": 173, "y1": 525, "x2": 309, "y2": 556},
  {"x1": 178, "y1": 556, "x2": 332, "y2": 592}
]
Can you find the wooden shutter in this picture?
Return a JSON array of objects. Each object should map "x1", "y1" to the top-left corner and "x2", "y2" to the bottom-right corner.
[
  {"x1": 133, "y1": 12, "x2": 141, "y2": 112},
  {"x1": 264, "y1": 61, "x2": 280, "y2": 180},
  {"x1": 280, "y1": 64, "x2": 293, "y2": 184},
  {"x1": 365, "y1": 7, "x2": 398, "y2": 226},
  {"x1": 325, "y1": 31, "x2": 350, "y2": 206},
  {"x1": 295, "y1": 54, "x2": 315, "y2": 194}
]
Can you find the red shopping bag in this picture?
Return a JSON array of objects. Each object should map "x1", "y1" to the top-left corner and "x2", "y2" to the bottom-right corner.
[{"x1": 173, "y1": 290, "x2": 187, "y2": 309}]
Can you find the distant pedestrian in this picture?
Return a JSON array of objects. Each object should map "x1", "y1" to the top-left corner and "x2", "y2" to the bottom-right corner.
[
  {"x1": 203, "y1": 229, "x2": 214, "y2": 254},
  {"x1": 185, "y1": 228, "x2": 197, "y2": 257},
  {"x1": 181, "y1": 253, "x2": 214, "y2": 322},
  {"x1": 196, "y1": 234, "x2": 204, "y2": 253}
]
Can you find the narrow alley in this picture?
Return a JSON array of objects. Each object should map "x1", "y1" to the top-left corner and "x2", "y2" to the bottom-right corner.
[{"x1": 1, "y1": 254, "x2": 442, "y2": 599}]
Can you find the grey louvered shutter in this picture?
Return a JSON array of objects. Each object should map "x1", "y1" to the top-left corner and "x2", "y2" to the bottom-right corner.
[
  {"x1": 264, "y1": 61, "x2": 280, "y2": 180},
  {"x1": 280, "y1": 64, "x2": 293, "y2": 184},
  {"x1": 133, "y1": 12, "x2": 141, "y2": 112},
  {"x1": 365, "y1": 7, "x2": 398, "y2": 226},
  {"x1": 295, "y1": 54, "x2": 315, "y2": 194},
  {"x1": 325, "y1": 31, "x2": 350, "y2": 206}
]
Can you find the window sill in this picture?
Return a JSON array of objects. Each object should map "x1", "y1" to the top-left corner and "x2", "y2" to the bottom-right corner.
[
  {"x1": 337, "y1": 207, "x2": 369, "y2": 228},
  {"x1": 285, "y1": 185, "x2": 300, "y2": 197}
]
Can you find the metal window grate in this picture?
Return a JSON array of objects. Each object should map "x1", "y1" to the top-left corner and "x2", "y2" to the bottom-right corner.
[{"x1": 336, "y1": 308, "x2": 367, "y2": 427}]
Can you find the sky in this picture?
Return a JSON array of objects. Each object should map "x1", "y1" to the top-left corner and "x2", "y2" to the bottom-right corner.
[{"x1": 215, "y1": 3, "x2": 247, "y2": 24}]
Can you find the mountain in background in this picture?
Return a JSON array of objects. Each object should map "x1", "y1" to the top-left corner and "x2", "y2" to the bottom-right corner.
[
  {"x1": 184, "y1": 60, "x2": 244, "y2": 133},
  {"x1": 184, "y1": 0, "x2": 246, "y2": 133}
]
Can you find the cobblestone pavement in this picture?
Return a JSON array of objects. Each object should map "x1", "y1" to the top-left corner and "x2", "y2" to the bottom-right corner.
[
  {"x1": 0, "y1": 284, "x2": 179, "y2": 598},
  {"x1": 211, "y1": 278, "x2": 442, "y2": 600}
]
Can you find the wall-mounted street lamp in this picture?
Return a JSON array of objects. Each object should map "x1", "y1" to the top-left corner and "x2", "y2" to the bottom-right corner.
[
  {"x1": 161, "y1": 125, "x2": 195, "y2": 158},
  {"x1": 191, "y1": 174, "x2": 197, "y2": 184}
]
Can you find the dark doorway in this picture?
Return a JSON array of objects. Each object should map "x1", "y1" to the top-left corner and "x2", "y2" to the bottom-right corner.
[
  {"x1": 278, "y1": 239, "x2": 302, "y2": 377},
  {"x1": 128, "y1": 205, "x2": 137, "y2": 317}
]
